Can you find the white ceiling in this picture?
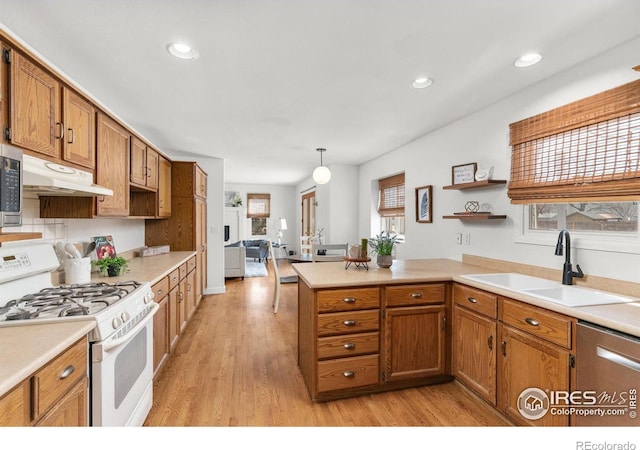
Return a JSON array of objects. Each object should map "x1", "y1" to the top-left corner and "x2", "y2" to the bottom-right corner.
[{"x1": 1, "y1": 0, "x2": 639, "y2": 185}]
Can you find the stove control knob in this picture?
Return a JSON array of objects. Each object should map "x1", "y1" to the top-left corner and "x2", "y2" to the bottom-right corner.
[
  {"x1": 121, "y1": 311, "x2": 130, "y2": 322},
  {"x1": 112, "y1": 317, "x2": 123, "y2": 329}
]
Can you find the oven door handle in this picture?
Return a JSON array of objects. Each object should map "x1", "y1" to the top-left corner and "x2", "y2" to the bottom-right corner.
[{"x1": 100, "y1": 302, "x2": 159, "y2": 353}]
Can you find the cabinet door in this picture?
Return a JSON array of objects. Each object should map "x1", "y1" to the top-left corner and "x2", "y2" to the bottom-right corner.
[
  {"x1": 453, "y1": 305, "x2": 497, "y2": 405},
  {"x1": 186, "y1": 269, "x2": 196, "y2": 320},
  {"x1": 146, "y1": 147, "x2": 159, "y2": 190},
  {"x1": 157, "y1": 156, "x2": 171, "y2": 217},
  {"x1": 195, "y1": 197, "x2": 207, "y2": 300},
  {"x1": 129, "y1": 136, "x2": 147, "y2": 186},
  {"x1": 498, "y1": 324, "x2": 571, "y2": 426},
  {"x1": 0, "y1": 381, "x2": 29, "y2": 426},
  {"x1": 168, "y1": 286, "x2": 180, "y2": 352},
  {"x1": 62, "y1": 88, "x2": 95, "y2": 169},
  {"x1": 35, "y1": 377, "x2": 88, "y2": 427},
  {"x1": 9, "y1": 50, "x2": 61, "y2": 157},
  {"x1": 195, "y1": 165, "x2": 207, "y2": 198},
  {"x1": 383, "y1": 305, "x2": 446, "y2": 382},
  {"x1": 153, "y1": 295, "x2": 169, "y2": 377},
  {"x1": 179, "y1": 277, "x2": 188, "y2": 333},
  {"x1": 96, "y1": 113, "x2": 130, "y2": 216}
]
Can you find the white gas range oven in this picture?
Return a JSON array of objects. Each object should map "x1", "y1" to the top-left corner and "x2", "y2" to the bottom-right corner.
[{"x1": 0, "y1": 243, "x2": 158, "y2": 427}]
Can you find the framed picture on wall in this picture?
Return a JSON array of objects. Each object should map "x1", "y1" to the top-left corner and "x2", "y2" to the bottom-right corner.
[{"x1": 415, "y1": 185, "x2": 433, "y2": 223}]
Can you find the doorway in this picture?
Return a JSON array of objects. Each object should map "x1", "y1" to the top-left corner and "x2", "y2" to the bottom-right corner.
[{"x1": 301, "y1": 190, "x2": 316, "y2": 239}]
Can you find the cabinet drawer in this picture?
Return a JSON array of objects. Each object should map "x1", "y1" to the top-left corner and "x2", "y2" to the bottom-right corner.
[
  {"x1": 454, "y1": 284, "x2": 498, "y2": 319},
  {"x1": 501, "y1": 298, "x2": 572, "y2": 349},
  {"x1": 187, "y1": 256, "x2": 196, "y2": 273},
  {"x1": 168, "y1": 268, "x2": 180, "y2": 290},
  {"x1": 385, "y1": 283, "x2": 446, "y2": 307},
  {"x1": 317, "y1": 354, "x2": 379, "y2": 393},
  {"x1": 32, "y1": 337, "x2": 87, "y2": 420},
  {"x1": 179, "y1": 262, "x2": 188, "y2": 280},
  {"x1": 317, "y1": 287, "x2": 379, "y2": 313},
  {"x1": 151, "y1": 276, "x2": 170, "y2": 300},
  {"x1": 317, "y1": 332, "x2": 379, "y2": 360},
  {"x1": 317, "y1": 310, "x2": 379, "y2": 336}
]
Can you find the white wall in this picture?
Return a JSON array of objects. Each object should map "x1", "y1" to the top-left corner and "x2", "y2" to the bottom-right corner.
[{"x1": 358, "y1": 36, "x2": 640, "y2": 283}]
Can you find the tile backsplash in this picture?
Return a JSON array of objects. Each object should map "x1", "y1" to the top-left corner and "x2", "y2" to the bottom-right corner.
[{"x1": 15, "y1": 197, "x2": 67, "y2": 241}]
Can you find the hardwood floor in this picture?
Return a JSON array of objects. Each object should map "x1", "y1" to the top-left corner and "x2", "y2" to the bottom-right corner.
[{"x1": 144, "y1": 259, "x2": 511, "y2": 427}]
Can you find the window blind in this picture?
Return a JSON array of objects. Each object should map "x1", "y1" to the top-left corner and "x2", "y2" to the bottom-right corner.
[
  {"x1": 378, "y1": 173, "x2": 405, "y2": 217},
  {"x1": 247, "y1": 193, "x2": 270, "y2": 218},
  {"x1": 508, "y1": 79, "x2": 640, "y2": 203}
]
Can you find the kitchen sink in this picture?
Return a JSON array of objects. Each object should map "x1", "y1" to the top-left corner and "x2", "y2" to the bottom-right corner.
[
  {"x1": 459, "y1": 273, "x2": 559, "y2": 291},
  {"x1": 459, "y1": 272, "x2": 639, "y2": 307},
  {"x1": 523, "y1": 286, "x2": 638, "y2": 307}
]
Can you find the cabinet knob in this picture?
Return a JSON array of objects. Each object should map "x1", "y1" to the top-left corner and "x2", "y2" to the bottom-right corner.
[
  {"x1": 59, "y1": 365, "x2": 75, "y2": 380},
  {"x1": 343, "y1": 343, "x2": 356, "y2": 350},
  {"x1": 467, "y1": 297, "x2": 478, "y2": 304},
  {"x1": 524, "y1": 317, "x2": 540, "y2": 327},
  {"x1": 343, "y1": 320, "x2": 356, "y2": 327},
  {"x1": 342, "y1": 371, "x2": 355, "y2": 378}
]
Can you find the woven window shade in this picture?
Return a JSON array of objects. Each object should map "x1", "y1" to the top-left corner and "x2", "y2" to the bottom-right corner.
[
  {"x1": 378, "y1": 173, "x2": 405, "y2": 217},
  {"x1": 508, "y1": 79, "x2": 640, "y2": 203},
  {"x1": 247, "y1": 193, "x2": 270, "y2": 218}
]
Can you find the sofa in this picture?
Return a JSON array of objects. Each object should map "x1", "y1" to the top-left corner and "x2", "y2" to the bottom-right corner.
[
  {"x1": 224, "y1": 244, "x2": 246, "y2": 279},
  {"x1": 242, "y1": 239, "x2": 270, "y2": 262}
]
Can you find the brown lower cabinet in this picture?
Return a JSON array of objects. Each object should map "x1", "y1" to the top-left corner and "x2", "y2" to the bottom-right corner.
[
  {"x1": 151, "y1": 256, "x2": 198, "y2": 378},
  {"x1": 298, "y1": 281, "x2": 452, "y2": 402},
  {"x1": 453, "y1": 283, "x2": 575, "y2": 426},
  {"x1": 0, "y1": 336, "x2": 89, "y2": 427}
]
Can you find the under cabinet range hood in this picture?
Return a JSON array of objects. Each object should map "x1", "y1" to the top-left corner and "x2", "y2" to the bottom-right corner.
[{"x1": 22, "y1": 154, "x2": 113, "y2": 196}]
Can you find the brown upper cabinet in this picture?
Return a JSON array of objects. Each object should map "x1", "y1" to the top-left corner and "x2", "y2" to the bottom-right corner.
[
  {"x1": 96, "y1": 112, "x2": 130, "y2": 216},
  {"x1": 130, "y1": 136, "x2": 159, "y2": 191},
  {"x1": 6, "y1": 49, "x2": 96, "y2": 169}
]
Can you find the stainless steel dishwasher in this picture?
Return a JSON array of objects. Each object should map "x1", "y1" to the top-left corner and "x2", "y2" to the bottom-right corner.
[{"x1": 575, "y1": 321, "x2": 639, "y2": 426}]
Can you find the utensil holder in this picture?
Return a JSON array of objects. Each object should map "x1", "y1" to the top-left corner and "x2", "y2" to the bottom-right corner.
[{"x1": 64, "y1": 257, "x2": 92, "y2": 284}]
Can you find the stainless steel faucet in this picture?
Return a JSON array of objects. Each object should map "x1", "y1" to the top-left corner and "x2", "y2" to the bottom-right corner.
[{"x1": 554, "y1": 229, "x2": 584, "y2": 285}]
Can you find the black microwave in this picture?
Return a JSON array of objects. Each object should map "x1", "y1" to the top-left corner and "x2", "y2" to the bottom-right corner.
[{"x1": 0, "y1": 144, "x2": 22, "y2": 227}]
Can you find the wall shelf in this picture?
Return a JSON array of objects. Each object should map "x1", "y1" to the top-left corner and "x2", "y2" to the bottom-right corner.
[
  {"x1": 443, "y1": 180, "x2": 507, "y2": 190},
  {"x1": 443, "y1": 215, "x2": 506, "y2": 221},
  {"x1": 0, "y1": 232, "x2": 43, "y2": 245}
]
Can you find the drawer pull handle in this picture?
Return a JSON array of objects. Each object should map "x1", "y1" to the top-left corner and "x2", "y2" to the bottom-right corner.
[
  {"x1": 525, "y1": 317, "x2": 540, "y2": 327},
  {"x1": 488, "y1": 335, "x2": 493, "y2": 350},
  {"x1": 343, "y1": 320, "x2": 356, "y2": 326},
  {"x1": 59, "y1": 365, "x2": 75, "y2": 380},
  {"x1": 343, "y1": 297, "x2": 356, "y2": 304},
  {"x1": 343, "y1": 343, "x2": 356, "y2": 350},
  {"x1": 501, "y1": 341, "x2": 507, "y2": 356},
  {"x1": 411, "y1": 293, "x2": 423, "y2": 298},
  {"x1": 343, "y1": 371, "x2": 355, "y2": 378},
  {"x1": 467, "y1": 297, "x2": 478, "y2": 304}
]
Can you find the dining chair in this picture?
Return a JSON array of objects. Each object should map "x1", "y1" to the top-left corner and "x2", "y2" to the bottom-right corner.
[
  {"x1": 312, "y1": 243, "x2": 348, "y2": 262},
  {"x1": 267, "y1": 240, "x2": 297, "y2": 314}
]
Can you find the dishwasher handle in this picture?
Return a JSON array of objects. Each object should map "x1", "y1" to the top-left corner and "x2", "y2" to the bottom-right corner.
[{"x1": 597, "y1": 346, "x2": 640, "y2": 373}]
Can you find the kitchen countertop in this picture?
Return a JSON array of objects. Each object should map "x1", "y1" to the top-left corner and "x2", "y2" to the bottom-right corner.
[
  {"x1": 292, "y1": 258, "x2": 640, "y2": 338},
  {"x1": 0, "y1": 250, "x2": 197, "y2": 399},
  {"x1": 0, "y1": 321, "x2": 95, "y2": 397}
]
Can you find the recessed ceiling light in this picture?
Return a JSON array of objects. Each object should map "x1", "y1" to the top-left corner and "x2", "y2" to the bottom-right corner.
[
  {"x1": 514, "y1": 53, "x2": 542, "y2": 68},
  {"x1": 166, "y1": 43, "x2": 199, "y2": 60},
  {"x1": 412, "y1": 77, "x2": 433, "y2": 89}
]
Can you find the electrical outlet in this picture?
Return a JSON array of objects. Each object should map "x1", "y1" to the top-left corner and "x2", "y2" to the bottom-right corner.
[
  {"x1": 456, "y1": 233, "x2": 462, "y2": 245},
  {"x1": 465, "y1": 233, "x2": 471, "y2": 245}
]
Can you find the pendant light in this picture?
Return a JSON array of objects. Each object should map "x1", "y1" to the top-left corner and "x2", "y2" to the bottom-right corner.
[{"x1": 312, "y1": 148, "x2": 331, "y2": 184}]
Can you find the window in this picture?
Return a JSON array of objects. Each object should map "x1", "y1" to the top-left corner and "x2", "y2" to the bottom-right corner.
[
  {"x1": 528, "y1": 202, "x2": 638, "y2": 233},
  {"x1": 246, "y1": 193, "x2": 270, "y2": 218},
  {"x1": 378, "y1": 173, "x2": 405, "y2": 237}
]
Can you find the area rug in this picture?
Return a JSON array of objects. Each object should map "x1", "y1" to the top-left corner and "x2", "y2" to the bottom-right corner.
[{"x1": 244, "y1": 260, "x2": 268, "y2": 278}]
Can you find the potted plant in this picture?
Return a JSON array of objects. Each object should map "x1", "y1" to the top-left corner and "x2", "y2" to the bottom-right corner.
[
  {"x1": 92, "y1": 255, "x2": 129, "y2": 277},
  {"x1": 368, "y1": 231, "x2": 399, "y2": 268}
]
